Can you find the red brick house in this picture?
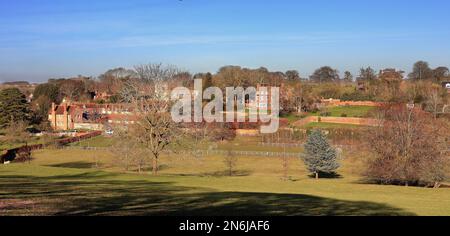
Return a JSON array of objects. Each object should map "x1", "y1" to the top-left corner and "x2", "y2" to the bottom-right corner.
[{"x1": 48, "y1": 102, "x2": 137, "y2": 131}]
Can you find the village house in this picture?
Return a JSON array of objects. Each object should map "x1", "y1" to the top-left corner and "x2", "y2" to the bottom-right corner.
[
  {"x1": 48, "y1": 102, "x2": 137, "y2": 131},
  {"x1": 245, "y1": 83, "x2": 280, "y2": 110}
]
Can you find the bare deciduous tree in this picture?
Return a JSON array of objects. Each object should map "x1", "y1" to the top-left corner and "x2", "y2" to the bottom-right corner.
[
  {"x1": 118, "y1": 63, "x2": 181, "y2": 103},
  {"x1": 223, "y1": 149, "x2": 238, "y2": 176},
  {"x1": 2, "y1": 121, "x2": 33, "y2": 163},
  {"x1": 425, "y1": 84, "x2": 446, "y2": 119},
  {"x1": 281, "y1": 154, "x2": 290, "y2": 181},
  {"x1": 110, "y1": 125, "x2": 145, "y2": 172},
  {"x1": 134, "y1": 99, "x2": 182, "y2": 175},
  {"x1": 366, "y1": 104, "x2": 449, "y2": 187},
  {"x1": 188, "y1": 122, "x2": 213, "y2": 161},
  {"x1": 118, "y1": 63, "x2": 185, "y2": 175},
  {"x1": 3, "y1": 121, "x2": 31, "y2": 146}
]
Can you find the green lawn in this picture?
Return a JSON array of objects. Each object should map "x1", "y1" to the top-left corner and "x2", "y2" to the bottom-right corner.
[
  {"x1": 280, "y1": 113, "x2": 305, "y2": 124},
  {"x1": 309, "y1": 105, "x2": 376, "y2": 118},
  {"x1": 281, "y1": 106, "x2": 376, "y2": 124},
  {"x1": 217, "y1": 136, "x2": 303, "y2": 153},
  {"x1": 69, "y1": 135, "x2": 113, "y2": 148},
  {"x1": 1, "y1": 148, "x2": 449, "y2": 216},
  {"x1": 70, "y1": 135, "x2": 304, "y2": 153},
  {"x1": 0, "y1": 136, "x2": 46, "y2": 150}
]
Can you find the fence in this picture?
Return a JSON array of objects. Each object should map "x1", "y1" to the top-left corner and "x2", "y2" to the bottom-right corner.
[
  {"x1": 59, "y1": 146, "x2": 304, "y2": 158},
  {"x1": 56, "y1": 131, "x2": 102, "y2": 146},
  {"x1": 181, "y1": 149, "x2": 302, "y2": 158},
  {"x1": 61, "y1": 146, "x2": 108, "y2": 151},
  {"x1": 258, "y1": 142, "x2": 304, "y2": 148}
]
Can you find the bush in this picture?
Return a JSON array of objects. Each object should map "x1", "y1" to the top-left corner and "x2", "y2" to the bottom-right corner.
[
  {"x1": 310, "y1": 107, "x2": 320, "y2": 113},
  {"x1": 341, "y1": 92, "x2": 375, "y2": 101},
  {"x1": 320, "y1": 111, "x2": 331, "y2": 117},
  {"x1": 341, "y1": 113, "x2": 348, "y2": 117}
]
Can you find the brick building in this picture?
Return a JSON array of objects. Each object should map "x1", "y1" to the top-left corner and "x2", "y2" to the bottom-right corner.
[
  {"x1": 245, "y1": 83, "x2": 279, "y2": 110},
  {"x1": 48, "y1": 102, "x2": 137, "y2": 131}
]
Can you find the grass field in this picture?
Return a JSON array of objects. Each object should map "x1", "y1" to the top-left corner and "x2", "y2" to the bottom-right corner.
[
  {"x1": 0, "y1": 136, "x2": 45, "y2": 150},
  {"x1": 69, "y1": 135, "x2": 114, "y2": 147},
  {"x1": 281, "y1": 105, "x2": 376, "y2": 125},
  {"x1": 68, "y1": 135, "x2": 305, "y2": 153},
  {"x1": 1, "y1": 148, "x2": 449, "y2": 216},
  {"x1": 280, "y1": 113, "x2": 304, "y2": 124}
]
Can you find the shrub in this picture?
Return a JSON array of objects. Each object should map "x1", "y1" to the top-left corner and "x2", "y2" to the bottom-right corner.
[
  {"x1": 341, "y1": 91, "x2": 375, "y2": 101},
  {"x1": 320, "y1": 111, "x2": 331, "y2": 117},
  {"x1": 310, "y1": 107, "x2": 320, "y2": 113}
]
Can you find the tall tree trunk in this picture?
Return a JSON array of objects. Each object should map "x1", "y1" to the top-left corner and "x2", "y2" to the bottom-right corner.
[
  {"x1": 433, "y1": 182, "x2": 441, "y2": 189},
  {"x1": 152, "y1": 156, "x2": 158, "y2": 175}
]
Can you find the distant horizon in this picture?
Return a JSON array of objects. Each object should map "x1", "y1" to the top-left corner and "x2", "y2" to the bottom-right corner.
[
  {"x1": 1, "y1": 61, "x2": 448, "y2": 84},
  {"x1": 1, "y1": 0, "x2": 450, "y2": 82}
]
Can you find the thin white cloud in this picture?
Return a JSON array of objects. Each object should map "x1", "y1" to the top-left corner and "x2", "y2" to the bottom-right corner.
[{"x1": 0, "y1": 32, "x2": 412, "y2": 51}]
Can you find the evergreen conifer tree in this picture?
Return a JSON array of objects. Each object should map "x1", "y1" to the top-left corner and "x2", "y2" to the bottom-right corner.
[
  {"x1": 303, "y1": 129, "x2": 340, "y2": 179},
  {"x1": 0, "y1": 88, "x2": 31, "y2": 128}
]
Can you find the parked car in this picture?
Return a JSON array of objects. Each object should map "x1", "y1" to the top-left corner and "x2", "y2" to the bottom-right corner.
[{"x1": 105, "y1": 129, "x2": 114, "y2": 135}]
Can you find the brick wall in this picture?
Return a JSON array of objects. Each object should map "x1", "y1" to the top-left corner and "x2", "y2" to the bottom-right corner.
[{"x1": 236, "y1": 129, "x2": 260, "y2": 136}]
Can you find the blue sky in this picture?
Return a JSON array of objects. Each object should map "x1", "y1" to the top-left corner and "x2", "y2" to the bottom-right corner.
[{"x1": 1, "y1": 0, "x2": 450, "y2": 82}]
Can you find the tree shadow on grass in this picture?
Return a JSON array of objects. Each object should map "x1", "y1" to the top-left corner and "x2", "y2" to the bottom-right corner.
[
  {"x1": 307, "y1": 172, "x2": 343, "y2": 179},
  {"x1": 353, "y1": 178, "x2": 444, "y2": 188},
  {"x1": 138, "y1": 164, "x2": 171, "y2": 173},
  {"x1": 0, "y1": 173, "x2": 415, "y2": 216},
  {"x1": 47, "y1": 162, "x2": 95, "y2": 169}
]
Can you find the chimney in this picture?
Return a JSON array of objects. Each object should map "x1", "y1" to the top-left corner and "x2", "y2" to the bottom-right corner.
[{"x1": 63, "y1": 103, "x2": 68, "y2": 130}]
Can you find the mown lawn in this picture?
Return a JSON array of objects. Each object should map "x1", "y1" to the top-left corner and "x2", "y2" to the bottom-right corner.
[{"x1": 1, "y1": 148, "x2": 449, "y2": 216}]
